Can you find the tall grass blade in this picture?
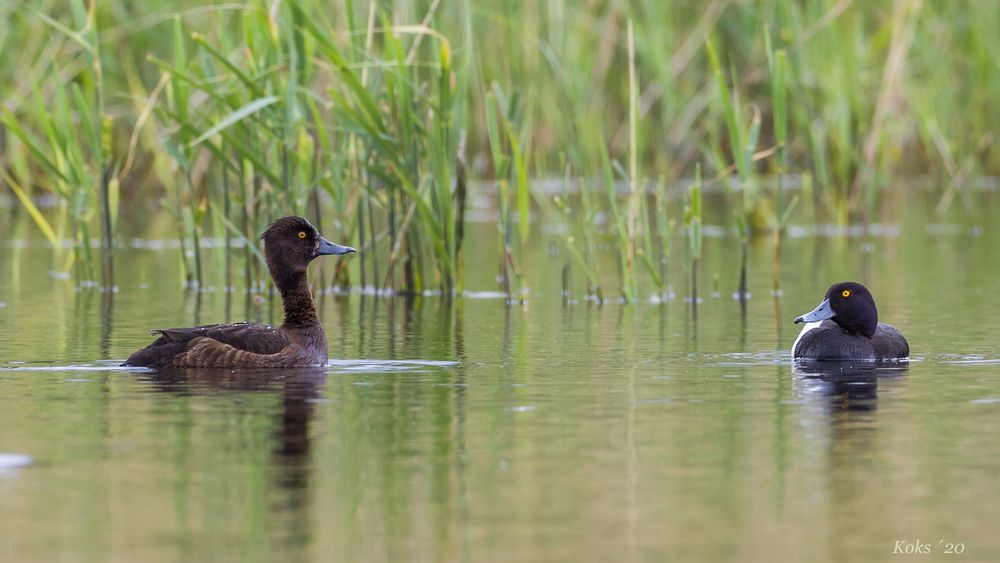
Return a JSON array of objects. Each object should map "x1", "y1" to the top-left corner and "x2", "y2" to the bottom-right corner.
[{"x1": 188, "y1": 96, "x2": 280, "y2": 148}]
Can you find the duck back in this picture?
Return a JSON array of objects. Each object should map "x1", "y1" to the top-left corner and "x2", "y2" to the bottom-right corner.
[{"x1": 871, "y1": 323, "x2": 909, "y2": 360}]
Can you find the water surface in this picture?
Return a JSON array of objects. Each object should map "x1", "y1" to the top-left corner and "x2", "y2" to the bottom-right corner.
[{"x1": 1, "y1": 191, "x2": 999, "y2": 562}]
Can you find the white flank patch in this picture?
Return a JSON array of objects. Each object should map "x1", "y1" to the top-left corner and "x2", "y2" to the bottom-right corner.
[{"x1": 792, "y1": 322, "x2": 822, "y2": 357}]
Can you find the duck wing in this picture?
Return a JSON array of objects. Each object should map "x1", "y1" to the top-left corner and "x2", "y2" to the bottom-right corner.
[
  {"x1": 125, "y1": 322, "x2": 290, "y2": 367},
  {"x1": 873, "y1": 323, "x2": 909, "y2": 360},
  {"x1": 155, "y1": 322, "x2": 290, "y2": 354}
]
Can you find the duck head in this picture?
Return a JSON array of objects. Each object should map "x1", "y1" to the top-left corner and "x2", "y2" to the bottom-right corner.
[
  {"x1": 794, "y1": 281, "x2": 878, "y2": 338},
  {"x1": 260, "y1": 216, "x2": 355, "y2": 281}
]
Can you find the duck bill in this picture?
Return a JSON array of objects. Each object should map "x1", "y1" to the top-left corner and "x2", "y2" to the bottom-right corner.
[
  {"x1": 794, "y1": 298, "x2": 835, "y2": 324},
  {"x1": 317, "y1": 237, "x2": 356, "y2": 256}
]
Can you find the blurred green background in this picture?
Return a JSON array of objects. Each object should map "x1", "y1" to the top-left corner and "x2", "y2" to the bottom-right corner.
[{"x1": 1, "y1": 0, "x2": 995, "y2": 299}]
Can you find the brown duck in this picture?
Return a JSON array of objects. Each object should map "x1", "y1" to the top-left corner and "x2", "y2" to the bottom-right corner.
[{"x1": 125, "y1": 216, "x2": 355, "y2": 368}]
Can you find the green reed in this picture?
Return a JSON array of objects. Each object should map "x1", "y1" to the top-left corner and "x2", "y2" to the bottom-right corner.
[
  {"x1": 767, "y1": 39, "x2": 789, "y2": 294},
  {"x1": 1, "y1": 0, "x2": 114, "y2": 287},
  {"x1": 141, "y1": 1, "x2": 467, "y2": 295},
  {"x1": 684, "y1": 164, "x2": 702, "y2": 305},
  {"x1": 623, "y1": 19, "x2": 640, "y2": 303},
  {"x1": 484, "y1": 86, "x2": 529, "y2": 303},
  {"x1": 706, "y1": 34, "x2": 759, "y2": 305}
]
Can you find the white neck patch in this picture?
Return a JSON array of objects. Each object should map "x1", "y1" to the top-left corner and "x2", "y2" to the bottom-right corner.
[{"x1": 792, "y1": 322, "x2": 823, "y2": 356}]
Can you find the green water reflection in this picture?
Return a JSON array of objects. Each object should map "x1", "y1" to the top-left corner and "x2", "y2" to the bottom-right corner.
[{"x1": 1, "y1": 190, "x2": 1000, "y2": 562}]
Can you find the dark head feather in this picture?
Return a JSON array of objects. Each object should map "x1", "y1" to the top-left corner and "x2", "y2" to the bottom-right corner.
[
  {"x1": 260, "y1": 216, "x2": 317, "y2": 242},
  {"x1": 824, "y1": 281, "x2": 879, "y2": 338},
  {"x1": 259, "y1": 216, "x2": 324, "y2": 285}
]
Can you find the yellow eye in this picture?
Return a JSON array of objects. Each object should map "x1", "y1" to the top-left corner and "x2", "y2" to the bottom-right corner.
[
  {"x1": 297, "y1": 231, "x2": 307, "y2": 239},
  {"x1": 842, "y1": 290, "x2": 851, "y2": 298}
]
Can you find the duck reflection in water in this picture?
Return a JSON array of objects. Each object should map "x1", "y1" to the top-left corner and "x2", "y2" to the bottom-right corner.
[
  {"x1": 141, "y1": 367, "x2": 325, "y2": 548},
  {"x1": 792, "y1": 360, "x2": 908, "y2": 413},
  {"x1": 145, "y1": 366, "x2": 324, "y2": 456},
  {"x1": 791, "y1": 361, "x2": 909, "y2": 556}
]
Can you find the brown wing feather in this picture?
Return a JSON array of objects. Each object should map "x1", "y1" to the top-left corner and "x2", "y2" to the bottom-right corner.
[
  {"x1": 124, "y1": 322, "x2": 291, "y2": 367},
  {"x1": 167, "y1": 338, "x2": 317, "y2": 368},
  {"x1": 157, "y1": 322, "x2": 290, "y2": 354}
]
